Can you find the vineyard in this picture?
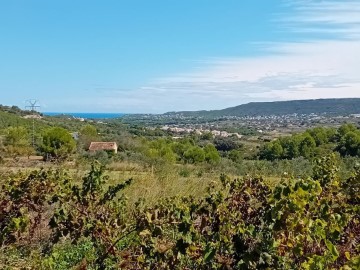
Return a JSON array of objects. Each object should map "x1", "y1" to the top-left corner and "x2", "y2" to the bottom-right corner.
[{"x1": 1, "y1": 155, "x2": 359, "y2": 269}]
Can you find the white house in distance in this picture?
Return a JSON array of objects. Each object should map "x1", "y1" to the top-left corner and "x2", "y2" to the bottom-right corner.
[{"x1": 88, "y1": 142, "x2": 118, "y2": 153}]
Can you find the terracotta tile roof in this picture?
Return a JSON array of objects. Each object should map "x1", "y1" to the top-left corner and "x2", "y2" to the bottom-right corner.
[{"x1": 89, "y1": 142, "x2": 117, "y2": 151}]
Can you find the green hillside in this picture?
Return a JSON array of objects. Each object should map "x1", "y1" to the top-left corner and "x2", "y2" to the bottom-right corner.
[
  {"x1": 166, "y1": 98, "x2": 360, "y2": 117},
  {"x1": 0, "y1": 111, "x2": 47, "y2": 130},
  {"x1": 0, "y1": 105, "x2": 96, "y2": 133}
]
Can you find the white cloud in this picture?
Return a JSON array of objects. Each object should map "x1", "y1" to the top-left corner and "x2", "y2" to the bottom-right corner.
[{"x1": 101, "y1": 0, "x2": 360, "y2": 113}]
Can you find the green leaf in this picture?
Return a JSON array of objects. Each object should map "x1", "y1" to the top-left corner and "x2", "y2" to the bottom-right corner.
[
  {"x1": 203, "y1": 245, "x2": 216, "y2": 263},
  {"x1": 325, "y1": 240, "x2": 339, "y2": 260}
]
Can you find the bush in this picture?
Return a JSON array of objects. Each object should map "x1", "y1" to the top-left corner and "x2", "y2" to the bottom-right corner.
[
  {"x1": 1, "y1": 155, "x2": 359, "y2": 269},
  {"x1": 83, "y1": 150, "x2": 111, "y2": 165},
  {"x1": 123, "y1": 155, "x2": 360, "y2": 269},
  {"x1": 179, "y1": 167, "x2": 191, "y2": 177},
  {"x1": 184, "y1": 146, "x2": 205, "y2": 164},
  {"x1": 41, "y1": 127, "x2": 76, "y2": 160}
]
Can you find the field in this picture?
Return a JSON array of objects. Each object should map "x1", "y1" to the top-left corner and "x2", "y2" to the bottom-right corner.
[{"x1": 0, "y1": 158, "x2": 281, "y2": 210}]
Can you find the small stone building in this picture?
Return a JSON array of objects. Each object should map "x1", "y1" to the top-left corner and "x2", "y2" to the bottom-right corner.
[{"x1": 88, "y1": 142, "x2": 118, "y2": 154}]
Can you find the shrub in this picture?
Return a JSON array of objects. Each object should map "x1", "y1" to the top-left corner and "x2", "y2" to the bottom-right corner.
[
  {"x1": 41, "y1": 127, "x2": 76, "y2": 160},
  {"x1": 179, "y1": 168, "x2": 191, "y2": 177}
]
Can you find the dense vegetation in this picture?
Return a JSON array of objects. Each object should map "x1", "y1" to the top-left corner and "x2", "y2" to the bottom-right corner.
[
  {"x1": 0, "y1": 106, "x2": 360, "y2": 269},
  {"x1": 1, "y1": 155, "x2": 359, "y2": 269},
  {"x1": 0, "y1": 105, "x2": 38, "y2": 117},
  {"x1": 259, "y1": 124, "x2": 360, "y2": 161}
]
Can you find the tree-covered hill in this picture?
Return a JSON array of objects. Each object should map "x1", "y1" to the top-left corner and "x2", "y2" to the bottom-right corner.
[
  {"x1": 0, "y1": 111, "x2": 48, "y2": 130},
  {"x1": 0, "y1": 104, "x2": 38, "y2": 117},
  {"x1": 165, "y1": 98, "x2": 360, "y2": 117},
  {"x1": 0, "y1": 105, "x2": 98, "y2": 132}
]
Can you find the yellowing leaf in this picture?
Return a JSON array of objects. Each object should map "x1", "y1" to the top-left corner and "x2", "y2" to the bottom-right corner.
[{"x1": 139, "y1": 229, "x2": 151, "y2": 237}]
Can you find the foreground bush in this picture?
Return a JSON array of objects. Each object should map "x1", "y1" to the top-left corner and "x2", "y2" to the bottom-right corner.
[
  {"x1": 123, "y1": 155, "x2": 359, "y2": 269},
  {"x1": 0, "y1": 155, "x2": 359, "y2": 269}
]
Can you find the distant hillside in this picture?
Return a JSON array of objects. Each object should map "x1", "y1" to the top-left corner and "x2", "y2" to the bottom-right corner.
[
  {"x1": 0, "y1": 104, "x2": 40, "y2": 117},
  {"x1": 0, "y1": 105, "x2": 82, "y2": 132},
  {"x1": 166, "y1": 98, "x2": 360, "y2": 117},
  {"x1": 0, "y1": 110, "x2": 50, "y2": 131}
]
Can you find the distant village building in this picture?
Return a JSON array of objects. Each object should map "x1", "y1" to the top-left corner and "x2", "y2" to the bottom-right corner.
[
  {"x1": 89, "y1": 142, "x2": 118, "y2": 153},
  {"x1": 71, "y1": 132, "x2": 79, "y2": 140}
]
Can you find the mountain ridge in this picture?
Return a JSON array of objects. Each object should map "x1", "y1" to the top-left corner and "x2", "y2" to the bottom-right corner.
[{"x1": 164, "y1": 98, "x2": 360, "y2": 117}]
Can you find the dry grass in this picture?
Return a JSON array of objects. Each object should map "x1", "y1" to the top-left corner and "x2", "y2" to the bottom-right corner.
[
  {"x1": 107, "y1": 161, "x2": 144, "y2": 173},
  {"x1": 106, "y1": 162, "x2": 282, "y2": 210},
  {"x1": 106, "y1": 164, "x2": 221, "y2": 210},
  {"x1": 0, "y1": 159, "x2": 281, "y2": 210}
]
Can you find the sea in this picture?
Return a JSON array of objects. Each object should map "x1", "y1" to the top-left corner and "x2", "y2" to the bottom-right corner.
[{"x1": 44, "y1": 112, "x2": 125, "y2": 119}]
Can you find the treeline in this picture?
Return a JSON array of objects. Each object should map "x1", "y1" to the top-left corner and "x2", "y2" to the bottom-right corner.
[
  {"x1": 142, "y1": 138, "x2": 221, "y2": 165},
  {"x1": 0, "y1": 104, "x2": 37, "y2": 116},
  {"x1": 259, "y1": 124, "x2": 360, "y2": 160},
  {"x1": 111, "y1": 132, "x2": 249, "y2": 169},
  {"x1": 0, "y1": 125, "x2": 94, "y2": 160}
]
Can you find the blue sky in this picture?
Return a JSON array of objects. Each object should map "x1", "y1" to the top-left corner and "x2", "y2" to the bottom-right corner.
[{"x1": 1, "y1": 0, "x2": 359, "y2": 113}]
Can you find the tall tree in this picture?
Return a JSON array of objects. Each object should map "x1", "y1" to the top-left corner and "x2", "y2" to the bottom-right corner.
[
  {"x1": 3, "y1": 126, "x2": 35, "y2": 156},
  {"x1": 41, "y1": 127, "x2": 76, "y2": 160},
  {"x1": 4, "y1": 126, "x2": 30, "y2": 147},
  {"x1": 337, "y1": 131, "x2": 360, "y2": 157},
  {"x1": 299, "y1": 134, "x2": 316, "y2": 159}
]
